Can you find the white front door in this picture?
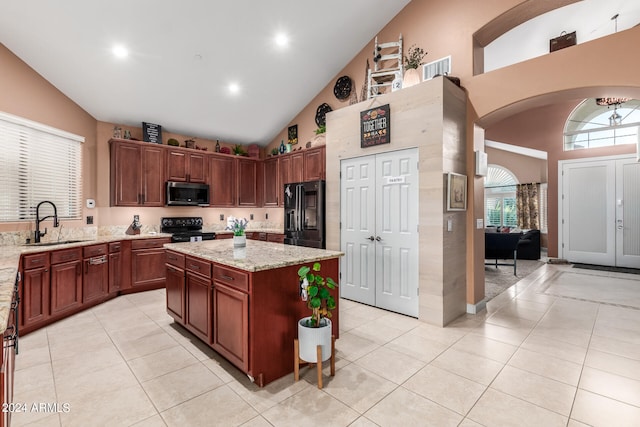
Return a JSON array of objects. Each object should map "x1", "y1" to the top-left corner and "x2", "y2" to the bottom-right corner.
[
  {"x1": 615, "y1": 158, "x2": 640, "y2": 268},
  {"x1": 340, "y1": 148, "x2": 419, "y2": 317},
  {"x1": 561, "y1": 159, "x2": 616, "y2": 265},
  {"x1": 561, "y1": 156, "x2": 640, "y2": 268}
]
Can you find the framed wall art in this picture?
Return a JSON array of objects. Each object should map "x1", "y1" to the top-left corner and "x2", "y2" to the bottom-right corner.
[{"x1": 447, "y1": 172, "x2": 467, "y2": 211}]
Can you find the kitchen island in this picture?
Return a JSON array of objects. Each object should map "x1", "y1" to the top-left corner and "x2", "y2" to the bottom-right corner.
[{"x1": 164, "y1": 239, "x2": 343, "y2": 387}]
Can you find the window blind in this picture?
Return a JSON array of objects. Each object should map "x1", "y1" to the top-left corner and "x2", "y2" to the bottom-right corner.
[{"x1": 0, "y1": 111, "x2": 83, "y2": 222}]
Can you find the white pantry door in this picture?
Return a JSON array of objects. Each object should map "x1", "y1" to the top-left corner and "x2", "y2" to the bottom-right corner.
[{"x1": 340, "y1": 148, "x2": 419, "y2": 317}]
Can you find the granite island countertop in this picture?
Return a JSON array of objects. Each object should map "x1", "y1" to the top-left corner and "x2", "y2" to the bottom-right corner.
[
  {"x1": 164, "y1": 239, "x2": 343, "y2": 272},
  {"x1": 0, "y1": 233, "x2": 172, "y2": 334}
]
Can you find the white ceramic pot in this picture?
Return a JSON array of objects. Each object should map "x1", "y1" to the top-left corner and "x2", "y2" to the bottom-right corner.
[
  {"x1": 298, "y1": 317, "x2": 332, "y2": 363},
  {"x1": 233, "y1": 235, "x2": 246, "y2": 248},
  {"x1": 402, "y1": 68, "x2": 421, "y2": 88}
]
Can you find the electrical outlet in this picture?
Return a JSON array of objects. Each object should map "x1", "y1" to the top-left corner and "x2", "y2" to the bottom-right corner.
[
  {"x1": 265, "y1": 213, "x2": 269, "y2": 220},
  {"x1": 86, "y1": 216, "x2": 93, "y2": 225},
  {"x1": 250, "y1": 214, "x2": 254, "y2": 220},
  {"x1": 219, "y1": 214, "x2": 224, "y2": 221}
]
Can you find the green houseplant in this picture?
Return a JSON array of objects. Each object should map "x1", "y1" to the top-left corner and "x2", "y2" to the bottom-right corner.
[
  {"x1": 403, "y1": 44, "x2": 427, "y2": 88},
  {"x1": 297, "y1": 262, "x2": 337, "y2": 327},
  {"x1": 226, "y1": 217, "x2": 249, "y2": 247},
  {"x1": 232, "y1": 144, "x2": 247, "y2": 156}
]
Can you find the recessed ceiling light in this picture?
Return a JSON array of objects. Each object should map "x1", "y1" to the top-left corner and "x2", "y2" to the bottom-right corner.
[
  {"x1": 228, "y1": 82, "x2": 240, "y2": 94},
  {"x1": 275, "y1": 32, "x2": 289, "y2": 47},
  {"x1": 112, "y1": 45, "x2": 128, "y2": 59}
]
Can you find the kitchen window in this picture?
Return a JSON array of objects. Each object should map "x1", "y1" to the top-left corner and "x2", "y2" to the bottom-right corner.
[{"x1": 0, "y1": 111, "x2": 83, "y2": 222}]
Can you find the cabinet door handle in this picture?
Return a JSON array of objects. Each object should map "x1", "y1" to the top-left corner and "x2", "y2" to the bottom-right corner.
[
  {"x1": 189, "y1": 264, "x2": 200, "y2": 270},
  {"x1": 221, "y1": 274, "x2": 234, "y2": 281}
]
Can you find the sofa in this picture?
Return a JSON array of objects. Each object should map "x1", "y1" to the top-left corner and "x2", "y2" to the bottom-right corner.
[
  {"x1": 485, "y1": 227, "x2": 541, "y2": 260},
  {"x1": 516, "y1": 229, "x2": 541, "y2": 260},
  {"x1": 484, "y1": 231, "x2": 521, "y2": 275}
]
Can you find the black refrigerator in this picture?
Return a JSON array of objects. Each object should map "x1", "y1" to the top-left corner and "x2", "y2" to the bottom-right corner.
[{"x1": 284, "y1": 180, "x2": 325, "y2": 249}]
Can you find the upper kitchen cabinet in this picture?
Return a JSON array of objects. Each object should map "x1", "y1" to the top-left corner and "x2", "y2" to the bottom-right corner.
[
  {"x1": 262, "y1": 157, "x2": 279, "y2": 207},
  {"x1": 209, "y1": 154, "x2": 236, "y2": 207},
  {"x1": 167, "y1": 148, "x2": 208, "y2": 183},
  {"x1": 303, "y1": 146, "x2": 325, "y2": 181},
  {"x1": 237, "y1": 157, "x2": 261, "y2": 207},
  {"x1": 110, "y1": 139, "x2": 165, "y2": 206}
]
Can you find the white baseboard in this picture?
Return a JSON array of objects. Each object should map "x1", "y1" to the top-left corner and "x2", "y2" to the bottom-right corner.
[{"x1": 467, "y1": 300, "x2": 486, "y2": 314}]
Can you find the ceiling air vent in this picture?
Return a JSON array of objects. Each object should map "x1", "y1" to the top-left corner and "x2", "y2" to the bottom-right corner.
[{"x1": 422, "y1": 56, "x2": 451, "y2": 81}]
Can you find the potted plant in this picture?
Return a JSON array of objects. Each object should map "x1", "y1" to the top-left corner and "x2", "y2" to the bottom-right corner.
[
  {"x1": 226, "y1": 217, "x2": 248, "y2": 247},
  {"x1": 232, "y1": 144, "x2": 247, "y2": 156},
  {"x1": 403, "y1": 44, "x2": 427, "y2": 88},
  {"x1": 296, "y1": 262, "x2": 337, "y2": 364},
  {"x1": 308, "y1": 124, "x2": 327, "y2": 148}
]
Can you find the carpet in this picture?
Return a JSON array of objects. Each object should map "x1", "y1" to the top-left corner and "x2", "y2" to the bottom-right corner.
[{"x1": 484, "y1": 259, "x2": 544, "y2": 302}]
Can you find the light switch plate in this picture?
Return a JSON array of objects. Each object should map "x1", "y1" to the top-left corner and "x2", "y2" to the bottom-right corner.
[{"x1": 476, "y1": 219, "x2": 484, "y2": 229}]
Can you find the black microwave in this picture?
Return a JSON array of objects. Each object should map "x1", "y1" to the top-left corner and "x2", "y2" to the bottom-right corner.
[{"x1": 166, "y1": 181, "x2": 210, "y2": 206}]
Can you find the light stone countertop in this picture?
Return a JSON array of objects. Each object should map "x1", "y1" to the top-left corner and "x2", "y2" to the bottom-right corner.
[
  {"x1": 164, "y1": 239, "x2": 343, "y2": 272},
  {"x1": 0, "y1": 233, "x2": 172, "y2": 334},
  {"x1": 211, "y1": 228, "x2": 284, "y2": 235}
]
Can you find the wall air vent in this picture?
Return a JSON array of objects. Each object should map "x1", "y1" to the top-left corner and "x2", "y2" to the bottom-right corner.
[{"x1": 422, "y1": 55, "x2": 452, "y2": 81}]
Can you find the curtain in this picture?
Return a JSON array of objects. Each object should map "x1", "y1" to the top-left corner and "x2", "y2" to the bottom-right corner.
[{"x1": 516, "y1": 183, "x2": 539, "y2": 229}]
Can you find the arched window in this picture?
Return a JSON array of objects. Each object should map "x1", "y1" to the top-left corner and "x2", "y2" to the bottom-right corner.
[
  {"x1": 564, "y1": 99, "x2": 640, "y2": 150},
  {"x1": 484, "y1": 165, "x2": 518, "y2": 227}
]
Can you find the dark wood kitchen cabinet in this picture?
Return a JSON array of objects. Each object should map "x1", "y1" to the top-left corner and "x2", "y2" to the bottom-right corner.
[
  {"x1": 167, "y1": 148, "x2": 207, "y2": 183},
  {"x1": 262, "y1": 157, "x2": 279, "y2": 207},
  {"x1": 185, "y1": 257, "x2": 212, "y2": 343},
  {"x1": 303, "y1": 146, "x2": 325, "y2": 181},
  {"x1": 108, "y1": 242, "x2": 122, "y2": 294},
  {"x1": 237, "y1": 158, "x2": 260, "y2": 207},
  {"x1": 110, "y1": 139, "x2": 165, "y2": 207},
  {"x1": 20, "y1": 253, "x2": 50, "y2": 331},
  {"x1": 1, "y1": 287, "x2": 17, "y2": 427},
  {"x1": 50, "y1": 248, "x2": 83, "y2": 317},
  {"x1": 209, "y1": 154, "x2": 236, "y2": 207},
  {"x1": 130, "y1": 238, "x2": 171, "y2": 292},
  {"x1": 83, "y1": 244, "x2": 109, "y2": 304},
  {"x1": 212, "y1": 264, "x2": 249, "y2": 372},
  {"x1": 165, "y1": 250, "x2": 185, "y2": 323}
]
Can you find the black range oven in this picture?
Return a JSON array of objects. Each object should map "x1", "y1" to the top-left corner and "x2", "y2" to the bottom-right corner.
[{"x1": 161, "y1": 217, "x2": 216, "y2": 243}]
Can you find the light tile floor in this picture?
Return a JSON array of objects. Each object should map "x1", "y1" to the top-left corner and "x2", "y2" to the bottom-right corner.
[{"x1": 10, "y1": 263, "x2": 640, "y2": 426}]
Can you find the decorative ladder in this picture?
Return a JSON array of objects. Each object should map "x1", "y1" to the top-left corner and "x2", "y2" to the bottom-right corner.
[{"x1": 367, "y1": 34, "x2": 403, "y2": 99}]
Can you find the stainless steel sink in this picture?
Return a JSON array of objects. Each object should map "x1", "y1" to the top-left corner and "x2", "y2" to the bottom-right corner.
[{"x1": 24, "y1": 239, "x2": 86, "y2": 247}]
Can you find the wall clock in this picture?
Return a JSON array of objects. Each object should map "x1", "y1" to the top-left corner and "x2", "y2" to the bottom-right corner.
[
  {"x1": 333, "y1": 76, "x2": 352, "y2": 100},
  {"x1": 315, "y1": 103, "x2": 332, "y2": 127}
]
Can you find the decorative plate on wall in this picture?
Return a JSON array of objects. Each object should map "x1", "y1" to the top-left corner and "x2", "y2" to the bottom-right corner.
[
  {"x1": 315, "y1": 103, "x2": 332, "y2": 127},
  {"x1": 333, "y1": 75, "x2": 352, "y2": 100}
]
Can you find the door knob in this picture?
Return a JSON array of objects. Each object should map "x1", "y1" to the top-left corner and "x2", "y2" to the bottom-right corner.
[
  {"x1": 367, "y1": 236, "x2": 375, "y2": 241},
  {"x1": 375, "y1": 236, "x2": 382, "y2": 242}
]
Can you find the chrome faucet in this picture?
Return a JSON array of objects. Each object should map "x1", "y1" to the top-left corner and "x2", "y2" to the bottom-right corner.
[{"x1": 34, "y1": 201, "x2": 59, "y2": 243}]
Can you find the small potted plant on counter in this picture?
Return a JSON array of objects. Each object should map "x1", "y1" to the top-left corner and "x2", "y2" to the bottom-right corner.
[
  {"x1": 226, "y1": 217, "x2": 248, "y2": 247},
  {"x1": 294, "y1": 262, "x2": 337, "y2": 388}
]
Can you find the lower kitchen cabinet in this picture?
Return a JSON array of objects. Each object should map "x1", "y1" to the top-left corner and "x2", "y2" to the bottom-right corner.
[
  {"x1": 50, "y1": 248, "x2": 83, "y2": 316},
  {"x1": 83, "y1": 248, "x2": 109, "y2": 304},
  {"x1": 131, "y1": 238, "x2": 171, "y2": 291},
  {"x1": 165, "y1": 263, "x2": 185, "y2": 323},
  {"x1": 1, "y1": 285, "x2": 17, "y2": 427},
  {"x1": 20, "y1": 253, "x2": 50, "y2": 331},
  {"x1": 108, "y1": 242, "x2": 122, "y2": 294},
  {"x1": 212, "y1": 283, "x2": 248, "y2": 371},
  {"x1": 185, "y1": 271, "x2": 211, "y2": 342}
]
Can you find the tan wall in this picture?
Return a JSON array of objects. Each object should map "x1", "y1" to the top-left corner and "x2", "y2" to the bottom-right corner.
[
  {"x1": 486, "y1": 147, "x2": 547, "y2": 184},
  {"x1": 266, "y1": 0, "x2": 640, "y2": 309},
  {"x1": 0, "y1": 44, "x2": 97, "y2": 233},
  {"x1": 0, "y1": 43, "x2": 281, "y2": 232},
  {"x1": 326, "y1": 78, "x2": 467, "y2": 326}
]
